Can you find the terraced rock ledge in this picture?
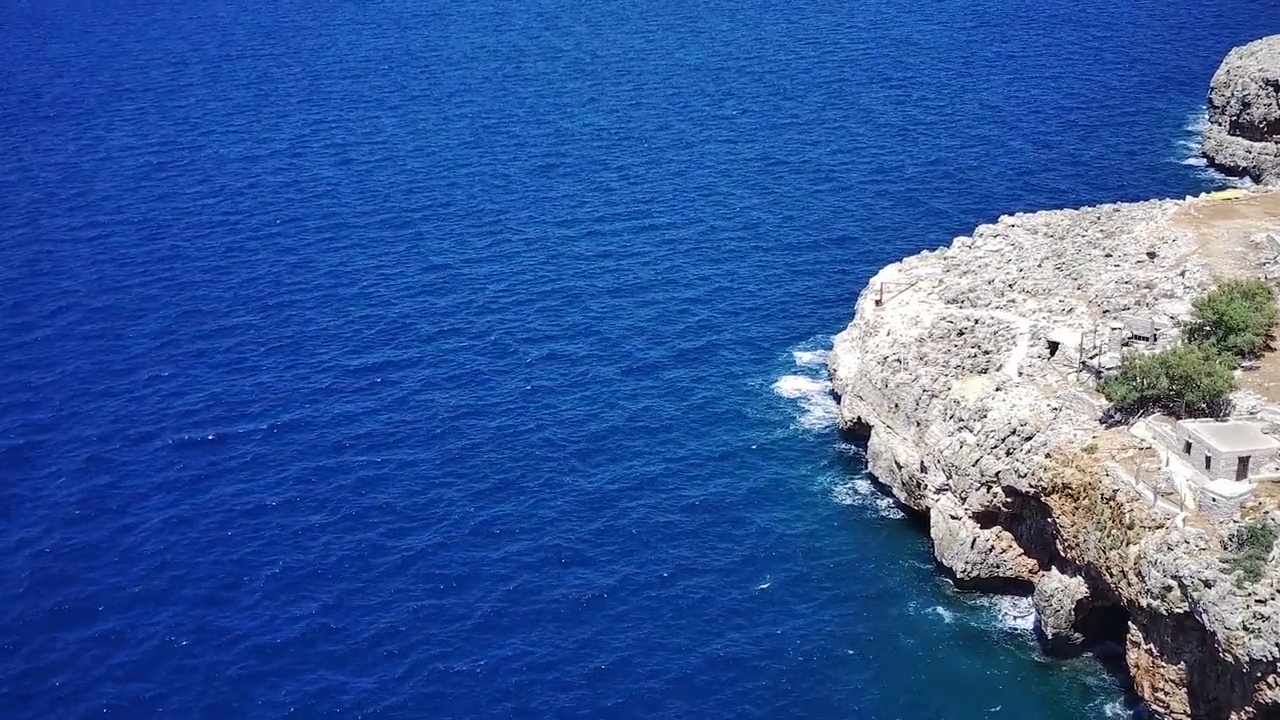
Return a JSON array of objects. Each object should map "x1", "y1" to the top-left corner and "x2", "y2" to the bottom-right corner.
[{"x1": 829, "y1": 189, "x2": 1280, "y2": 719}]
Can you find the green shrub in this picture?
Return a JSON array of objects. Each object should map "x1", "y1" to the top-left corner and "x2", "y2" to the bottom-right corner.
[
  {"x1": 1099, "y1": 343, "x2": 1235, "y2": 418},
  {"x1": 1226, "y1": 519, "x2": 1277, "y2": 585},
  {"x1": 1184, "y1": 278, "x2": 1278, "y2": 358}
]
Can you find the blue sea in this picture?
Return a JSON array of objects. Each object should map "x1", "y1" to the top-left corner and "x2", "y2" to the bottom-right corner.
[{"x1": 3, "y1": 1, "x2": 1279, "y2": 718}]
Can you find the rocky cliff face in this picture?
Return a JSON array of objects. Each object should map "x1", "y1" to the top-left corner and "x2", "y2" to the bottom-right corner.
[
  {"x1": 1203, "y1": 35, "x2": 1280, "y2": 185},
  {"x1": 828, "y1": 192, "x2": 1280, "y2": 719}
]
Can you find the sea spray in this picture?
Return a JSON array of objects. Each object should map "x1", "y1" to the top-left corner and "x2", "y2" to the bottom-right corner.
[{"x1": 773, "y1": 341, "x2": 840, "y2": 431}]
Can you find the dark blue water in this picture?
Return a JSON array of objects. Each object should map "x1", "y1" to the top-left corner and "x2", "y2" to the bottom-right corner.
[{"x1": 4, "y1": 1, "x2": 1279, "y2": 718}]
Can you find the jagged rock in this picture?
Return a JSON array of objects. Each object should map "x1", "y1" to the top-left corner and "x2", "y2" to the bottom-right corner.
[
  {"x1": 1203, "y1": 35, "x2": 1280, "y2": 184},
  {"x1": 828, "y1": 189, "x2": 1280, "y2": 719},
  {"x1": 929, "y1": 499, "x2": 1039, "y2": 587},
  {"x1": 1127, "y1": 620, "x2": 1194, "y2": 720},
  {"x1": 1033, "y1": 569, "x2": 1090, "y2": 652}
]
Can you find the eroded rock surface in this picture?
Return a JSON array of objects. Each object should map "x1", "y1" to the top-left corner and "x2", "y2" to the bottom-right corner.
[
  {"x1": 1033, "y1": 569, "x2": 1090, "y2": 652},
  {"x1": 829, "y1": 191, "x2": 1280, "y2": 719},
  {"x1": 1203, "y1": 35, "x2": 1280, "y2": 184}
]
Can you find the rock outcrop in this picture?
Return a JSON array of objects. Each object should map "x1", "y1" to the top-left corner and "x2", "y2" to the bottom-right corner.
[
  {"x1": 828, "y1": 190, "x2": 1280, "y2": 719},
  {"x1": 1033, "y1": 569, "x2": 1091, "y2": 652},
  {"x1": 1203, "y1": 35, "x2": 1280, "y2": 184}
]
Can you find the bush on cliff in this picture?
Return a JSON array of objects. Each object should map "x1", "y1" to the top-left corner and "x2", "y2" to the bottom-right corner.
[
  {"x1": 1184, "y1": 278, "x2": 1278, "y2": 358},
  {"x1": 1099, "y1": 343, "x2": 1235, "y2": 418},
  {"x1": 1226, "y1": 518, "x2": 1277, "y2": 585}
]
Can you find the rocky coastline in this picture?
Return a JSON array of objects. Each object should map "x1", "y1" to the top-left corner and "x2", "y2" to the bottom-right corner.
[
  {"x1": 1204, "y1": 35, "x2": 1280, "y2": 185},
  {"x1": 829, "y1": 37, "x2": 1280, "y2": 720}
]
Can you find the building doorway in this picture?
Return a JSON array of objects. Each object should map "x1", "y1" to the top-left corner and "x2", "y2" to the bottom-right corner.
[{"x1": 1237, "y1": 456, "x2": 1251, "y2": 481}]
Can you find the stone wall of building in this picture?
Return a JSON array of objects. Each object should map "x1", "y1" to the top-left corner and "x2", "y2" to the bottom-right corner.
[
  {"x1": 1174, "y1": 418, "x2": 1280, "y2": 483},
  {"x1": 1173, "y1": 424, "x2": 1239, "y2": 483},
  {"x1": 1197, "y1": 486, "x2": 1249, "y2": 523}
]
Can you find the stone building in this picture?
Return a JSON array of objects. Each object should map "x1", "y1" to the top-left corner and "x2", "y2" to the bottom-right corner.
[
  {"x1": 1172, "y1": 417, "x2": 1280, "y2": 519},
  {"x1": 1120, "y1": 315, "x2": 1160, "y2": 346},
  {"x1": 1174, "y1": 417, "x2": 1280, "y2": 482}
]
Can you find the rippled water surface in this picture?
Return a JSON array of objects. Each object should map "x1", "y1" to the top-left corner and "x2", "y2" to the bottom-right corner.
[{"x1": 4, "y1": 1, "x2": 1280, "y2": 718}]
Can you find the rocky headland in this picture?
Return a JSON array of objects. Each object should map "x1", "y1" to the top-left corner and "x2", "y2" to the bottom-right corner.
[
  {"x1": 829, "y1": 38, "x2": 1280, "y2": 720},
  {"x1": 1204, "y1": 35, "x2": 1280, "y2": 184}
]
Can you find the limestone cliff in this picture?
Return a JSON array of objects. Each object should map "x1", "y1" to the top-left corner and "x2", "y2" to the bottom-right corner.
[
  {"x1": 828, "y1": 192, "x2": 1280, "y2": 719},
  {"x1": 1203, "y1": 35, "x2": 1280, "y2": 185}
]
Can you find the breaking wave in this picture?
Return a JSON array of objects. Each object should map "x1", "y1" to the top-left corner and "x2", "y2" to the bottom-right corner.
[
  {"x1": 1176, "y1": 109, "x2": 1208, "y2": 166},
  {"x1": 772, "y1": 374, "x2": 840, "y2": 430},
  {"x1": 979, "y1": 594, "x2": 1037, "y2": 633},
  {"x1": 772, "y1": 374, "x2": 829, "y2": 399},
  {"x1": 1177, "y1": 108, "x2": 1255, "y2": 187},
  {"x1": 773, "y1": 340, "x2": 839, "y2": 431},
  {"x1": 791, "y1": 349, "x2": 829, "y2": 368},
  {"x1": 1095, "y1": 696, "x2": 1145, "y2": 719},
  {"x1": 910, "y1": 593, "x2": 1035, "y2": 637},
  {"x1": 827, "y1": 473, "x2": 906, "y2": 519},
  {"x1": 927, "y1": 605, "x2": 956, "y2": 624}
]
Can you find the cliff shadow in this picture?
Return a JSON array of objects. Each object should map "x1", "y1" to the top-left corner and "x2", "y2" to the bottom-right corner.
[{"x1": 837, "y1": 418, "x2": 872, "y2": 442}]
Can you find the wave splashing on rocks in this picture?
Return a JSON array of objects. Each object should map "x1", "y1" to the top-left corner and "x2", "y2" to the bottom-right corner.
[
  {"x1": 774, "y1": 341, "x2": 839, "y2": 431},
  {"x1": 828, "y1": 473, "x2": 907, "y2": 520}
]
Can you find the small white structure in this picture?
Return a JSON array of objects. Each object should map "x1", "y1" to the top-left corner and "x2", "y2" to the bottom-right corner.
[
  {"x1": 1172, "y1": 417, "x2": 1280, "y2": 518},
  {"x1": 1046, "y1": 326, "x2": 1086, "y2": 368},
  {"x1": 1199, "y1": 479, "x2": 1256, "y2": 522}
]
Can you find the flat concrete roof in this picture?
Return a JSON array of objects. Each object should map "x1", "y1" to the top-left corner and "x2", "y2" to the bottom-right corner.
[{"x1": 1181, "y1": 419, "x2": 1280, "y2": 454}]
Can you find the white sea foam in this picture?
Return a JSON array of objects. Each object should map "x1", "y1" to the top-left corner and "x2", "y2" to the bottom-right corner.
[
  {"x1": 1205, "y1": 167, "x2": 1257, "y2": 189},
  {"x1": 1176, "y1": 137, "x2": 1201, "y2": 152},
  {"x1": 834, "y1": 441, "x2": 865, "y2": 459},
  {"x1": 779, "y1": 340, "x2": 902, "y2": 511},
  {"x1": 774, "y1": 340, "x2": 841, "y2": 430},
  {"x1": 1185, "y1": 110, "x2": 1209, "y2": 134},
  {"x1": 772, "y1": 374, "x2": 839, "y2": 430},
  {"x1": 1096, "y1": 697, "x2": 1131, "y2": 719},
  {"x1": 1176, "y1": 108, "x2": 1257, "y2": 188},
  {"x1": 772, "y1": 374, "x2": 829, "y2": 399},
  {"x1": 927, "y1": 605, "x2": 956, "y2": 624},
  {"x1": 976, "y1": 594, "x2": 1036, "y2": 633},
  {"x1": 829, "y1": 474, "x2": 906, "y2": 519},
  {"x1": 921, "y1": 592, "x2": 1037, "y2": 637},
  {"x1": 1176, "y1": 109, "x2": 1209, "y2": 167},
  {"x1": 791, "y1": 349, "x2": 829, "y2": 367}
]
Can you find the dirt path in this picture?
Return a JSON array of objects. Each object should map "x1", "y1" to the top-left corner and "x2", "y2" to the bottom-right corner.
[{"x1": 1172, "y1": 190, "x2": 1280, "y2": 280}]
